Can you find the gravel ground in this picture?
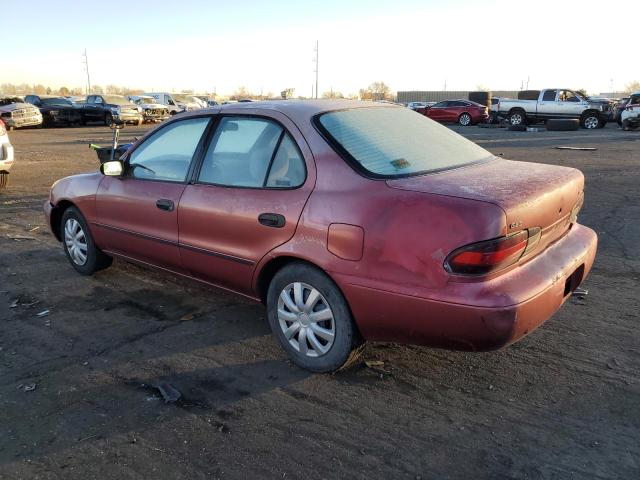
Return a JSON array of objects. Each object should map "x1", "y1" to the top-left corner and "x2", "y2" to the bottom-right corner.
[{"x1": 0, "y1": 123, "x2": 638, "y2": 480}]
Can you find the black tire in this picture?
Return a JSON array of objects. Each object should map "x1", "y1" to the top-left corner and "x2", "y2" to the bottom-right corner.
[
  {"x1": 547, "y1": 119, "x2": 580, "y2": 131},
  {"x1": 508, "y1": 110, "x2": 526, "y2": 127},
  {"x1": 458, "y1": 113, "x2": 472, "y2": 126},
  {"x1": 60, "y1": 207, "x2": 112, "y2": 275},
  {"x1": 104, "y1": 112, "x2": 113, "y2": 127},
  {"x1": 266, "y1": 263, "x2": 359, "y2": 372},
  {"x1": 508, "y1": 124, "x2": 527, "y2": 132},
  {"x1": 0, "y1": 172, "x2": 7, "y2": 189},
  {"x1": 580, "y1": 112, "x2": 603, "y2": 129}
]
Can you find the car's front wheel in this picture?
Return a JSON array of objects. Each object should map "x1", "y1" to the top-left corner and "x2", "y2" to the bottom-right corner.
[
  {"x1": 581, "y1": 112, "x2": 602, "y2": 129},
  {"x1": 458, "y1": 113, "x2": 472, "y2": 126},
  {"x1": 267, "y1": 263, "x2": 359, "y2": 372},
  {"x1": 61, "y1": 207, "x2": 112, "y2": 275},
  {"x1": 104, "y1": 113, "x2": 113, "y2": 127}
]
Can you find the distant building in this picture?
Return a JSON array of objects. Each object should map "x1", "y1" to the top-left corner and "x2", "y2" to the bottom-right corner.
[{"x1": 397, "y1": 90, "x2": 520, "y2": 103}]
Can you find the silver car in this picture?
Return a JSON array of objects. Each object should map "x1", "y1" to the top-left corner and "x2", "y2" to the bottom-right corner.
[{"x1": 0, "y1": 118, "x2": 15, "y2": 188}]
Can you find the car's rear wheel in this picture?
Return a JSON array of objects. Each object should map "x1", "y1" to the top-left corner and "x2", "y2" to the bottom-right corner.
[
  {"x1": 267, "y1": 263, "x2": 358, "y2": 372},
  {"x1": 508, "y1": 110, "x2": 526, "y2": 126},
  {"x1": 61, "y1": 207, "x2": 112, "y2": 275},
  {"x1": 104, "y1": 113, "x2": 113, "y2": 127},
  {"x1": 458, "y1": 113, "x2": 472, "y2": 126}
]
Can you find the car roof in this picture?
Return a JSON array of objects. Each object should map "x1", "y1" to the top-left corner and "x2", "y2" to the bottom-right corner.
[{"x1": 179, "y1": 99, "x2": 398, "y2": 122}]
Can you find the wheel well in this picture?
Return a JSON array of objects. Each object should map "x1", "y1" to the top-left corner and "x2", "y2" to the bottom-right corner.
[
  {"x1": 50, "y1": 200, "x2": 75, "y2": 241},
  {"x1": 509, "y1": 108, "x2": 525, "y2": 115},
  {"x1": 581, "y1": 109, "x2": 600, "y2": 119}
]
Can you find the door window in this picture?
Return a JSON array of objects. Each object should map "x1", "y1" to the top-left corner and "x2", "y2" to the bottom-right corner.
[
  {"x1": 559, "y1": 90, "x2": 580, "y2": 102},
  {"x1": 542, "y1": 90, "x2": 557, "y2": 101},
  {"x1": 128, "y1": 117, "x2": 210, "y2": 182},
  {"x1": 198, "y1": 117, "x2": 306, "y2": 188}
]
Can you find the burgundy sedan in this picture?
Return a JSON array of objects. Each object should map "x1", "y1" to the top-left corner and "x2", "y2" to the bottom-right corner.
[
  {"x1": 424, "y1": 99, "x2": 489, "y2": 125},
  {"x1": 44, "y1": 101, "x2": 597, "y2": 372}
]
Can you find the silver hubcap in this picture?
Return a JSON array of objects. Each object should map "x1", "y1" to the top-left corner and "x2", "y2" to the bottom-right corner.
[
  {"x1": 584, "y1": 116, "x2": 598, "y2": 129},
  {"x1": 511, "y1": 113, "x2": 523, "y2": 125},
  {"x1": 460, "y1": 114, "x2": 471, "y2": 125},
  {"x1": 277, "y1": 282, "x2": 335, "y2": 358},
  {"x1": 64, "y1": 218, "x2": 88, "y2": 266}
]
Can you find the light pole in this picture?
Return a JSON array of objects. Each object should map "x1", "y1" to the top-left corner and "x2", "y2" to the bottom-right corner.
[
  {"x1": 313, "y1": 40, "x2": 319, "y2": 99},
  {"x1": 82, "y1": 49, "x2": 91, "y2": 94}
]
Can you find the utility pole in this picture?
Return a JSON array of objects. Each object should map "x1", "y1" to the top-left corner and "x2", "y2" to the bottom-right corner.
[
  {"x1": 82, "y1": 49, "x2": 91, "y2": 94},
  {"x1": 313, "y1": 40, "x2": 319, "y2": 99}
]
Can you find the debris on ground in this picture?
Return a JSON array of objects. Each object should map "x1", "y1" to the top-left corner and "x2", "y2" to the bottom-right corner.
[
  {"x1": 36, "y1": 309, "x2": 50, "y2": 317},
  {"x1": 155, "y1": 383, "x2": 182, "y2": 403},
  {"x1": 19, "y1": 383, "x2": 37, "y2": 392},
  {"x1": 179, "y1": 313, "x2": 196, "y2": 321},
  {"x1": 28, "y1": 226, "x2": 40, "y2": 232},
  {"x1": 365, "y1": 360, "x2": 385, "y2": 368},
  {"x1": 9, "y1": 299, "x2": 19, "y2": 308},
  {"x1": 6, "y1": 234, "x2": 37, "y2": 241},
  {"x1": 555, "y1": 146, "x2": 597, "y2": 151}
]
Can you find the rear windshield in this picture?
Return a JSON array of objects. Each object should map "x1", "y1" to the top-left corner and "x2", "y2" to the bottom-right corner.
[{"x1": 317, "y1": 107, "x2": 493, "y2": 178}]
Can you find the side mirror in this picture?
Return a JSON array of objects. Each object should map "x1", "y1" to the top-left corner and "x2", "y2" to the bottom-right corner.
[{"x1": 101, "y1": 160, "x2": 124, "y2": 176}]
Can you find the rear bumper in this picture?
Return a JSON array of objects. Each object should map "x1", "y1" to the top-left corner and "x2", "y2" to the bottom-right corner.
[
  {"x1": 2, "y1": 115, "x2": 42, "y2": 128},
  {"x1": 338, "y1": 223, "x2": 597, "y2": 351}
]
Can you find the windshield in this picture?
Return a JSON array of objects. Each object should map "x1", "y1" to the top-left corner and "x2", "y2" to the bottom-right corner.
[
  {"x1": 317, "y1": 107, "x2": 493, "y2": 178},
  {"x1": 41, "y1": 98, "x2": 73, "y2": 106},
  {"x1": 134, "y1": 97, "x2": 155, "y2": 104},
  {"x1": 103, "y1": 95, "x2": 129, "y2": 105}
]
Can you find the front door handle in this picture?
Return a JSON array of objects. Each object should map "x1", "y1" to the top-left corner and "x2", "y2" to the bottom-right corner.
[
  {"x1": 258, "y1": 213, "x2": 285, "y2": 228},
  {"x1": 156, "y1": 199, "x2": 174, "y2": 212}
]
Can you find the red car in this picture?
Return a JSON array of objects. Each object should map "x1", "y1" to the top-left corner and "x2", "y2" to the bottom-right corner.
[
  {"x1": 424, "y1": 99, "x2": 489, "y2": 125},
  {"x1": 44, "y1": 101, "x2": 597, "y2": 372}
]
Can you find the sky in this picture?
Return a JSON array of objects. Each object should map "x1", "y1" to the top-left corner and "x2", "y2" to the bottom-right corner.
[{"x1": 1, "y1": 0, "x2": 637, "y2": 97}]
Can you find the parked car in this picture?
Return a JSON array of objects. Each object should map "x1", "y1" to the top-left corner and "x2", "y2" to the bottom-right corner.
[
  {"x1": 407, "y1": 102, "x2": 428, "y2": 110},
  {"x1": 423, "y1": 100, "x2": 489, "y2": 125},
  {"x1": 172, "y1": 94, "x2": 205, "y2": 110},
  {"x1": 0, "y1": 96, "x2": 43, "y2": 129},
  {"x1": 0, "y1": 118, "x2": 14, "y2": 188},
  {"x1": 143, "y1": 92, "x2": 189, "y2": 115},
  {"x1": 207, "y1": 99, "x2": 219, "y2": 107},
  {"x1": 80, "y1": 95, "x2": 143, "y2": 126},
  {"x1": 496, "y1": 89, "x2": 611, "y2": 128},
  {"x1": 44, "y1": 101, "x2": 597, "y2": 372},
  {"x1": 490, "y1": 97, "x2": 501, "y2": 123},
  {"x1": 25, "y1": 95, "x2": 83, "y2": 127},
  {"x1": 128, "y1": 95, "x2": 171, "y2": 123},
  {"x1": 621, "y1": 92, "x2": 640, "y2": 130},
  {"x1": 614, "y1": 97, "x2": 630, "y2": 126}
]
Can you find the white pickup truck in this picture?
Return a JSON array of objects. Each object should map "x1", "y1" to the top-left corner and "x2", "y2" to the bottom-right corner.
[{"x1": 497, "y1": 89, "x2": 611, "y2": 129}]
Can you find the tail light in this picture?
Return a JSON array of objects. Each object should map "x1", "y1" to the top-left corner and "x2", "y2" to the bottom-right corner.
[
  {"x1": 445, "y1": 229, "x2": 541, "y2": 275},
  {"x1": 0, "y1": 119, "x2": 5, "y2": 136}
]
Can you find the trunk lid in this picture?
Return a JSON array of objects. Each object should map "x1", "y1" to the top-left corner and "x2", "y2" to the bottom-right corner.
[{"x1": 387, "y1": 158, "x2": 584, "y2": 255}]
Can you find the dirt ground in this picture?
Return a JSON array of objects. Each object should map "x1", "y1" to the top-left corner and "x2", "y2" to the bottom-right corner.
[{"x1": 1, "y1": 123, "x2": 638, "y2": 480}]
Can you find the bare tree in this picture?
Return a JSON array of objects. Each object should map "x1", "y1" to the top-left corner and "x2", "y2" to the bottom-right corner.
[
  {"x1": 359, "y1": 81, "x2": 393, "y2": 101},
  {"x1": 231, "y1": 86, "x2": 255, "y2": 100},
  {"x1": 625, "y1": 81, "x2": 640, "y2": 93},
  {"x1": 322, "y1": 90, "x2": 344, "y2": 99},
  {"x1": 280, "y1": 88, "x2": 295, "y2": 99}
]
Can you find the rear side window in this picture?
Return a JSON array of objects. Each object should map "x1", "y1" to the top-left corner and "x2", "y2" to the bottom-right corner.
[
  {"x1": 198, "y1": 117, "x2": 306, "y2": 188},
  {"x1": 317, "y1": 107, "x2": 492, "y2": 178},
  {"x1": 542, "y1": 90, "x2": 557, "y2": 101}
]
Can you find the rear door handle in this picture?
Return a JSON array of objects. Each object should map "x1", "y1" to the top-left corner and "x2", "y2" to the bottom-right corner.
[
  {"x1": 156, "y1": 199, "x2": 174, "y2": 211},
  {"x1": 258, "y1": 213, "x2": 285, "y2": 228}
]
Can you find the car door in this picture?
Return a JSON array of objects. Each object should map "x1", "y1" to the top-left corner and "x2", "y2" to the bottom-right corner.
[
  {"x1": 178, "y1": 112, "x2": 315, "y2": 296},
  {"x1": 427, "y1": 101, "x2": 449, "y2": 122},
  {"x1": 83, "y1": 95, "x2": 99, "y2": 122},
  {"x1": 95, "y1": 116, "x2": 211, "y2": 272},
  {"x1": 556, "y1": 89, "x2": 585, "y2": 118},
  {"x1": 537, "y1": 89, "x2": 558, "y2": 119}
]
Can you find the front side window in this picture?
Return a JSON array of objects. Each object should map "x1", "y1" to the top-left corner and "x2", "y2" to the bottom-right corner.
[
  {"x1": 198, "y1": 117, "x2": 306, "y2": 188},
  {"x1": 317, "y1": 106, "x2": 493, "y2": 178},
  {"x1": 128, "y1": 117, "x2": 210, "y2": 182},
  {"x1": 559, "y1": 90, "x2": 580, "y2": 102}
]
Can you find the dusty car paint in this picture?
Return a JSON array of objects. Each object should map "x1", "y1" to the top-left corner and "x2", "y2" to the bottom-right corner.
[{"x1": 45, "y1": 100, "x2": 597, "y2": 353}]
